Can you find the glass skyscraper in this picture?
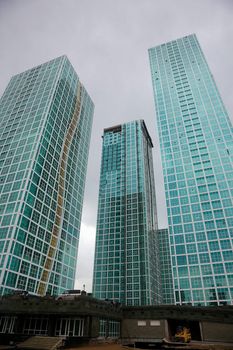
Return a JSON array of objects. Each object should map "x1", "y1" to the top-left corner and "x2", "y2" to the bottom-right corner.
[
  {"x1": 0, "y1": 56, "x2": 94, "y2": 296},
  {"x1": 157, "y1": 228, "x2": 174, "y2": 304},
  {"x1": 93, "y1": 120, "x2": 162, "y2": 305},
  {"x1": 149, "y1": 34, "x2": 233, "y2": 306}
]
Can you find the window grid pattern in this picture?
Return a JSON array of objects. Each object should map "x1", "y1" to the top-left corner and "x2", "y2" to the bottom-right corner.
[
  {"x1": 108, "y1": 320, "x2": 120, "y2": 338},
  {"x1": 0, "y1": 316, "x2": 16, "y2": 333},
  {"x1": 0, "y1": 56, "x2": 94, "y2": 296},
  {"x1": 158, "y1": 228, "x2": 174, "y2": 304},
  {"x1": 149, "y1": 34, "x2": 233, "y2": 305},
  {"x1": 93, "y1": 120, "x2": 161, "y2": 306},
  {"x1": 55, "y1": 318, "x2": 84, "y2": 337},
  {"x1": 99, "y1": 318, "x2": 107, "y2": 337},
  {"x1": 23, "y1": 317, "x2": 48, "y2": 335}
]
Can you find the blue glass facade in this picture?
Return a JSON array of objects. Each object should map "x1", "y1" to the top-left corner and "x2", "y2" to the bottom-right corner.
[
  {"x1": 149, "y1": 34, "x2": 233, "y2": 305},
  {"x1": 0, "y1": 56, "x2": 94, "y2": 296},
  {"x1": 157, "y1": 228, "x2": 174, "y2": 304},
  {"x1": 93, "y1": 120, "x2": 161, "y2": 305}
]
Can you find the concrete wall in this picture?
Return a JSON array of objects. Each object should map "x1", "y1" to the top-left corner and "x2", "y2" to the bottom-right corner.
[
  {"x1": 1, "y1": 296, "x2": 233, "y2": 344},
  {"x1": 201, "y1": 322, "x2": 233, "y2": 343},
  {"x1": 121, "y1": 318, "x2": 166, "y2": 340},
  {"x1": 89, "y1": 317, "x2": 100, "y2": 338}
]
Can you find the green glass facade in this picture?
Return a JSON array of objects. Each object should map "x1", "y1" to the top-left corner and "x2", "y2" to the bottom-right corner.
[
  {"x1": 149, "y1": 34, "x2": 233, "y2": 306},
  {"x1": 93, "y1": 120, "x2": 162, "y2": 306},
  {"x1": 0, "y1": 56, "x2": 94, "y2": 296},
  {"x1": 157, "y1": 228, "x2": 174, "y2": 304}
]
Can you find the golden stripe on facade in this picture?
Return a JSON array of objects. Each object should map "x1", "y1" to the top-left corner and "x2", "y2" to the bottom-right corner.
[{"x1": 37, "y1": 82, "x2": 83, "y2": 296}]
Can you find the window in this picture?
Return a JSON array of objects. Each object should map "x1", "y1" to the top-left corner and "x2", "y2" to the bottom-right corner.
[
  {"x1": 23, "y1": 317, "x2": 48, "y2": 335},
  {"x1": 0, "y1": 316, "x2": 16, "y2": 334},
  {"x1": 150, "y1": 320, "x2": 160, "y2": 326},
  {"x1": 55, "y1": 318, "x2": 84, "y2": 337}
]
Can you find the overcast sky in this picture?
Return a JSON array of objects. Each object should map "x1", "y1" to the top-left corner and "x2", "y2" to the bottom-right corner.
[{"x1": 0, "y1": 0, "x2": 233, "y2": 292}]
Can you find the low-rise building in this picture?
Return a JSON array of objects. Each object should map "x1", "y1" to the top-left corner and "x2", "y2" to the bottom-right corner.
[{"x1": 1, "y1": 293, "x2": 233, "y2": 346}]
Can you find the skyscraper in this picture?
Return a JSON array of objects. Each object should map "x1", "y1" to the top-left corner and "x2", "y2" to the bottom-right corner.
[
  {"x1": 149, "y1": 34, "x2": 233, "y2": 306},
  {"x1": 0, "y1": 56, "x2": 94, "y2": 296},
  {"x1": 157, "y1": 228, "x2": 174, "y2": 304},
  {"x1": 93, "y1": 120, "x2": 161, "y2": 306}
]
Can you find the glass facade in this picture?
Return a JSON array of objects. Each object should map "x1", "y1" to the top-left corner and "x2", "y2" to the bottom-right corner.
[
  {"x1": 0, "y1": 56, "x2": 94, "y2": 296},
  {"x1": 93, "y1": 120, "x2": 162, "y2": 306},
  {"x1": 149, "y1": 34, "x2": 233, "y2": 305},
  {"x1": 157, "y1": 228, "x2": 174, "y2": 304}
]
